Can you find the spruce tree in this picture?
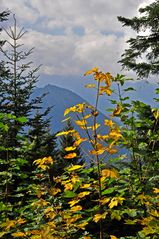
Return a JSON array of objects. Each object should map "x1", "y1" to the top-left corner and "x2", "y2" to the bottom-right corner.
[
  {"x1": 0, "y1": 11, "x2": 10, "y2": 80},
  {"x1": 118, "y1": 0, "x2": 159, "y2": 78},
  {"x1": 59, "y1": 120, "x2": 83, "y2": 167},
  {"x1": 0, "y1": 11, "x2": 9, "y2": 46},
  {"x1": 0, "y1": 15, "x2": 57, "y2": 208},
  {"x1": 0, "y1": 15, "x2": 44, "y2": 158}
]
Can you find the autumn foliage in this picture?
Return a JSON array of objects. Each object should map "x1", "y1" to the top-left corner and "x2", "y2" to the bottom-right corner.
[{"x1": 0, "y1": 67, "x2": 159, "y2": 239}]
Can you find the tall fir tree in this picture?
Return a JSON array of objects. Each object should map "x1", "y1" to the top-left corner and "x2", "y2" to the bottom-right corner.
[
  {"x1": 118, "y1": 0, "x2": 159, "y2": 78},
  {"x1": 59, "y1": 119, "x2": 83, "y2": 168},
  {"x1": 0, "y1": 11, "x2": 10, "y2": 80},
  {"x1": 0, "y1": 11, "x2": 9, "y2": 46},
  {"x1": 0, "y1": 15, "x2": 57, "y2": 210},
  {"x1": 0, "y1": 15, "x2": 46, "y2": 159},
  {"x1": 118, "y1": 1, "x2": 159, "y2": 192}
]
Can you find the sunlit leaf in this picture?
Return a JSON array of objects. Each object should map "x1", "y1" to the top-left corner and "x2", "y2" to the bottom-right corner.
[
  {"x1": 65, "y1": 146, "x2": 77, "y2": 151},
  {"x1": 108, "y1": 197, "x2": 125, "y2": 209},
  {"x1": 68, "y1": 165, "x2": 83, "y2": 171},
  {"x1": 101, "y1": 169, "x2": 118, "y2": 179},
  {"x1": 112, "y1": 105, "x2": 122, "y2": 116},
  {"x1": 93, "y1": 212, "x2": 108, "y2": 223},
  {"x1": 78, "y1": 191, "x2": 91, "y2": 198},
  {"x1": 68, "y1": 199, "x2": 80, "y2": 207},
  {"x1": 153, "y1": 188, "x2": 159, "y2": 194},
  {"x1": 70, "y1": 205, "x2": 82, "y2": 212},
  {"x1": 61, "y1": 117, "x2": 71, "y2": 122},
  {"x1": 64, "y1": 153, "x2": 77, "y2": 159},
  {"x1": 85, "y1": 84, "x2": 96, "y2": 88},
  {"x1": 76, "y1": 221, "x2": 88, "y2": 230},
  {"x1": 84, "y1": 67, "x2": 99, "y2": 76},
  {"x1": 56, "y1": 130, "x2": 75, "y2": 136},
  {"x1": 110, "y1": 235, "x2": 118, "y2": 239},
  {"x1": 11, "y1": 232, "x2": 26, "y2": 237},
  {"x1": 104, "y1": 119, "x2": 114, "y2": 128}
]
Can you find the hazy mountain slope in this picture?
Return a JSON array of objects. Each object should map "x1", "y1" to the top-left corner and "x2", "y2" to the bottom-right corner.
[{"x1": 32, "y1": 84, "x2": 108, "y2": 134}]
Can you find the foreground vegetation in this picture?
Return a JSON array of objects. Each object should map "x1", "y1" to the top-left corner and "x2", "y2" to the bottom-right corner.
[{"x1": 0, "y1": 67, "x2": 159, "y2": 238}]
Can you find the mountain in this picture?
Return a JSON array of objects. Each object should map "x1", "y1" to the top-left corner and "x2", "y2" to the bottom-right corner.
[
  {"x1": 32, "y1": 84, "x2": 108, "y2": 134},
  {"x1": 37, "y1": 74, "x2": 158, "y2": 115}
]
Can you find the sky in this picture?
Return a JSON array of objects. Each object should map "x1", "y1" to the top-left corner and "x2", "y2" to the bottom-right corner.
[{"x1": 1, "y1": 0, "x2": 155, "y2": 96}]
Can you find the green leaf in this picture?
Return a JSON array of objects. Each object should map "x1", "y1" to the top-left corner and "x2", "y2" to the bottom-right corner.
[
  {"x1": 124, "y1": 87, "x2": 135, "y2": 92},
  {"x1": 17, "y1": 116, "x2": 28, "y2": 123},
  {"x1": 102, "y1": 188, "x2": 115, "y2": 195},
  {"x1": 155, "y1": 88, "x2": 159, "y2": 94},
  {"x1": 64, "y1": 190, "x2": 77, "y2": 198}
]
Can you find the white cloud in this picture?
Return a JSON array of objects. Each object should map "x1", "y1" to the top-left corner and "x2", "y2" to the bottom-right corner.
[{"x1": 0, "y1": 0, "x2": 153, "y2": 77}]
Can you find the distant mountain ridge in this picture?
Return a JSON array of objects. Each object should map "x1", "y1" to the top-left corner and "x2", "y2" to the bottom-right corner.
[{"x1": 32, "y1": 84, "x2": 108, "y2": 133}]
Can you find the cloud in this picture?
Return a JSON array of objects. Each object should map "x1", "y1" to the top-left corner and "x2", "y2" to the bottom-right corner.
[{"x1": 0, "y1": 0, "x2": 152, "y2": 77}]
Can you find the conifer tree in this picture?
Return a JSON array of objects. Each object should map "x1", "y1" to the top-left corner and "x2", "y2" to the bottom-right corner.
[
  {"x1": 0, "y1": 15, "x2": 44, "y2": 158},
  {"x1": 0, "y1": 11, "x2": 10, "y2": 80},
  {"x1": 0, "y1": 15, "x2": 57, "y2": 207},
  {"x1": 118, "y1": 1, "x2": 159, "y2": 194},
  {"x1": 0, "y1": 11, "x2": 9, "y2": 46},
  {"x1": 27, "y1": 108, "x2": 59, "y2": 182},
  {"x1": 118, "y1": 0, "x2": 159, "y2": 78},
  {"x1": 59, "y1": 120, "x2": 83, "y2": 167}
]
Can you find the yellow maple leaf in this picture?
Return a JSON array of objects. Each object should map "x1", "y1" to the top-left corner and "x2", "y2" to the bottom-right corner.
[
  {"x1": 97, "y1": 134, "x2": 109, "y2": 141},
  {"x1": 68, "y1": 199, "x2": 80, "y2": 207},
  {"x1": 76, "y1": 221, "x2": 88, "y2": 230},
  {"x1": 100, "y1": 197, "x2": 110, "y2": 205},
  {"x1": 152, "y1": 108, "x2": 159, "y2": 120},
  {"x1": 92, "y1": 123, "x2": 100, "y2": 131},
  {"x1": 64, "y1": 106, "x2": 77, "y2": 116},
  {"x1": 93, "y1": 212, "x2": 107, "y2": 223},
  {"x1": 66, "y1": 216, "x2": 81, "y2": 225},
  {"x1": 105, "y1": 147, "x2": 118, "y2": 154},
  {"x1": 49, "y1": 187, "x2": 61, "y2": 196},
  {"x1": 112, "y1": 105, "x2": 122, "y2": 116},
  {"x1": 101, "y1": 169, "x2": 118, "y2": 179},
  {"x1": 71, "y1": 175, "x2": 80, "y2": 183},
  {"x1": 84, "y1": 114, "x2": 92, "y2": 119},
  {"x1": 81, "y1": 183, "x2": 91, "y2": 189},
  {"x1": 104, "y1": 119, "x2": 114, "y2": 128},
  {"x1": 108, "y1": 197, "x2": 125, "y2": 209},
  {"x1": 68, "y1": 165, "x2": 83, "y2": 171},
  {"x1": 105, "y1": 73, "x2": 112, "y2": 87},
  {"x1": 70, "y1": 205, "x2": 82, "y2": 212},
  {"x1": 65, "y1": 146, "x2": 77, "y2": 151},
  {"x1": 84, "y1": 67, "x2": 99, "y2": 76},
  {"x1": 17, "y1": 218, "x2": 26, "y2": 224},
  {"x1": 83, "y1": 236, "x2": 91, "y2": 239},
  {"x1": 153, "y1": 187, "x2": 159, "y2": 194},
  {"x1": 34, "y1": 156, "x2": 53, "y2": 170},
  {"x1": 61, "y1": 117, "x2": 71, "y2": 122},
  {"x1": 56, "y1": 129, "x2": 75, "y2": 137},
  {"x1": 3, "y1": 219, "x2": 16, "y2": 230},
  {"x1": 85, "y1": 84, "x2": 96, "y2": 88},
  {"x1": 99, "y1": 86, "x2": 112, "y2": 96},
  {"x1": 90, "y1": 143, "x2": 106, "y2": 155},
  {"x1": 73, "y1": 137, "x2": 87, "y2": 146},
  {"x1": 78, "y1": 191, "x2": 91, "y2": 198},
  {"x1": 75, "y1": 119, "x2": 87, "y2": 126},
  {"x1": 64, "y1": 153, "x2": 77, "y2": 159},
  {"x1": 110, "y1": 235, "x2": 118, "y2": 239},
  {"x1": 64, "y1": 183, "x2": 74, "y2": 191},
  {"x1": 90, "y1": 148, "x2": 105, "y2": 155},
  {"x1": 11, "y1": 232, "x2": 26, "y2": 237}
]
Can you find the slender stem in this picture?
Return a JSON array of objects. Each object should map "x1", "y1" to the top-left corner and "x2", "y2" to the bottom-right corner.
[{"x1": 93, "y1": 79, "x2": 104, "y2": 239}]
